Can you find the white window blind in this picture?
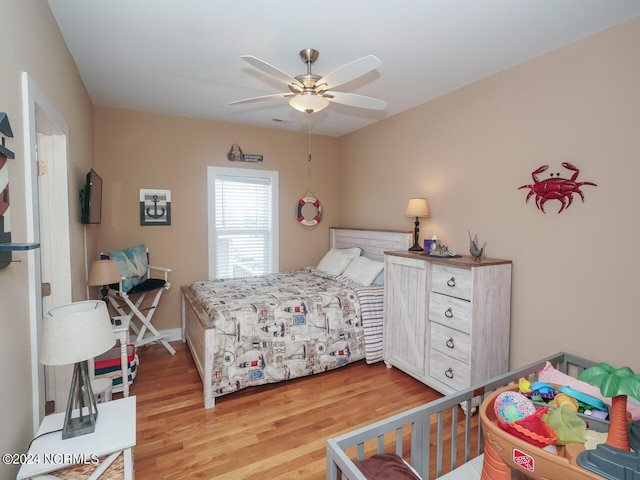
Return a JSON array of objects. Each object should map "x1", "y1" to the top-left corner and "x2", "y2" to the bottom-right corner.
[{"x1": 207, "y1": 167, "x2": 278, "y2": 279}]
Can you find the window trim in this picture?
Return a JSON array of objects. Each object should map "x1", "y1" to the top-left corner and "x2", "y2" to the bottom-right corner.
[{"x1": 207, "y1": 166, "x2": 279, "y2": 279}]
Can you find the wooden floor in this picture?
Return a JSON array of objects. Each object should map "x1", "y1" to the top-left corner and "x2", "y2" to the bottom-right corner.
[{"x1": 125, "y1": 341, "x2": 445, "y2": 479}]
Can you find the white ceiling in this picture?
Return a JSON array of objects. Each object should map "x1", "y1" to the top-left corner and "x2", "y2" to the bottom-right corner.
[{"x1": 47, "y1": 1, "x2": 640, "y2": 137}]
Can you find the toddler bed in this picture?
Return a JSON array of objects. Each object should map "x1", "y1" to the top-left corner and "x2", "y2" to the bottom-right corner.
[
  {"x1": 181, "y1": 228, "x2": 411, "y2": 409},
  {"x1": 326, "y1": 352, "x2": 604, "y2": 480}
]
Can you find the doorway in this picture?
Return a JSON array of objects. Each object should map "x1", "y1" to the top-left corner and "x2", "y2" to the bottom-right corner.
[{"x1": 22, "y1": 73, "x2": 72, "y2": 434}]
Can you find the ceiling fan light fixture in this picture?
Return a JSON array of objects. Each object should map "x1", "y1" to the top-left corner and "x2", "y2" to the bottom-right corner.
[{"x1": 289, "y1": 93, "x2": 330, "y2": 113}]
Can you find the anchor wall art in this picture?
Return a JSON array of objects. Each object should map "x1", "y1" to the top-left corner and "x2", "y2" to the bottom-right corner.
[{"x1": 140, "y1": 189, "x2": 171, "y2": 226}]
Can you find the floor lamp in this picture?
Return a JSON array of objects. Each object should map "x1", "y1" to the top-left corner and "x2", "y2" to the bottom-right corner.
[
  {"x1": 40, "y1": 300, "x2": 115, "y2": 439},
  {"x1": 406, "y1": 197, "x2": 430, "y2": 251}
]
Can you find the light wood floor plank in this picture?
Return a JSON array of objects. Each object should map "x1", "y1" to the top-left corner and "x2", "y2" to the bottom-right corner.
[{"x1": 127, "y1": 341, "x2": 444, "y2": 479}]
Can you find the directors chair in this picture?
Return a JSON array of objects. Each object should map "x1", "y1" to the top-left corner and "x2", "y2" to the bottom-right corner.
[{"x1": 104, "y1": 244, "x2": 175, "y2": 355}]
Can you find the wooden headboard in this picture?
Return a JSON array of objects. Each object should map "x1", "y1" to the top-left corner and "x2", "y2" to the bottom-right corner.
[{"x1": 329, "y1": 228, "x2": 412, "y2": 262}]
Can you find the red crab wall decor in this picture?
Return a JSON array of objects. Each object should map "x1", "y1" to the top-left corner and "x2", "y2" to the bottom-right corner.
[{"x1": 518, "y1": 162, "x2": 597, "y2": 213}]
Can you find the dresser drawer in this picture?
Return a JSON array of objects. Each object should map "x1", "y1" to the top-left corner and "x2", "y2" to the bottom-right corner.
[
  {"x1": 430, "y1": 349, "x2": 470, "y2": 391},
  {"x1": 430, "y1": 321, "x2": 470, "y2": 364},
  {"x1": 431, "y1": 264, "x2": 472, "y2": 300},
  {"x1": 428, "y1": 291, "x2": 472, "y2": 333}
]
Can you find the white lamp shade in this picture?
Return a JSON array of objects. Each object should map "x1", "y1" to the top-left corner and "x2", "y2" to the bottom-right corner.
[
  {"x1": 40, "y1": 300, "x2": 115, "y2": 365},
  {"x1": 87, "y1": 259, "x2": 121, "y2": 286},
  {"x1": 289, "y1": 93, "x2": 330, "y2": 113},
  {"x1": 405, "y1": 198, "x2": 430, "y2": 218}
]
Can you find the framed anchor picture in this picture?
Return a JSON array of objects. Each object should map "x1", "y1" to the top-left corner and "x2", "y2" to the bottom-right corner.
[{"x1": 139, "y1": 189, "x2": 171, "y2": 226}]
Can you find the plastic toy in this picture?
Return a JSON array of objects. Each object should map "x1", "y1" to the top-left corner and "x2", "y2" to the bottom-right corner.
[
  {"x1": 494, "y1": 391, "x2": 536, "y2": 424},
  {"x1": 559, "y1": 385, "x2": 607, "y2": 412},
  {"x1": 519, "y1": 377, "x2": 532, "y2": 393},
  {"x1": 481, "y1": 363, "x2": 640, "y2": 480},
  {"x1": 576, "y1": 363, "x2": 640, "y2": 479},
  {"x1": 481, "y1": 385, "x2": 606, "y2": 480},
  {"x1": 498, "y1": 407, "x2": 557, "y2": 448},
  {"x1": 550, "y1": 393, "x2": 579, "y2": 412}
]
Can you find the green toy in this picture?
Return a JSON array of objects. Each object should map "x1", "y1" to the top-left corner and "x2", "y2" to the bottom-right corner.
[{"x1": 576, "y1": 362, "x2": 640, "y2": 479}]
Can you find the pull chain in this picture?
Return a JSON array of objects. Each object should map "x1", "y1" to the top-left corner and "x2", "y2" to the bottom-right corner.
[{"x1": 307, "y1": 116, "x2": 312, "y2": 162}]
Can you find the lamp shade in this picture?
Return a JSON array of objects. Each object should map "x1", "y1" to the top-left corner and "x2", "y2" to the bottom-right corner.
[
  {"x1": 405, "y1": 198, "x2": 430, "y2": 218},
  {"x1": 87, "y1": 259, "x2": 121, "y2": 286},
  {"x1": 289, "y1": 93, "x2": 330, "y2": 113},
  {"x1": 40, "y1": 300, "x2": 115, "y2": 366}
]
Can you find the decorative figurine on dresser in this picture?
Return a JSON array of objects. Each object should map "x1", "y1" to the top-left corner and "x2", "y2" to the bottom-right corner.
[
  {"x1": 469, "y1": 230, "x2": 486, "y2": 261},
  {"x1": 383, "y1": 242, "x2": 511, "y2": 399}
]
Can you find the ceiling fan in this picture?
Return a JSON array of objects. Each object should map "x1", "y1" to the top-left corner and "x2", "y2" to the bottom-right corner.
[{"x1": 229, "y1": 48, "x2": 387, "y2": 114}]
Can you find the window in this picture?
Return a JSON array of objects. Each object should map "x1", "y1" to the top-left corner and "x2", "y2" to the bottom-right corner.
[{"x1": 207, "y1": 166, "x2": 279, "y2": 279}]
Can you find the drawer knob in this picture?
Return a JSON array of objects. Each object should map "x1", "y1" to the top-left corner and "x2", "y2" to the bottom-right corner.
[
  {"x1": 445, "y1": 368, "x2": 454, "y2": 379},
  {"x1": 447, "y1": 277, "x2": 456, "y2": 287},
  {"x1": 446, "y1": 337, "x2": 455, "y2": 349},
  {"x1": 444, "y1": 307, "x2": 453, "y2": 318}
]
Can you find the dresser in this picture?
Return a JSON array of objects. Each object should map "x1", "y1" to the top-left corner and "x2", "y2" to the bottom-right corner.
[{"x1": 383, "y1": 251, "x2": 512, "y2": 395}]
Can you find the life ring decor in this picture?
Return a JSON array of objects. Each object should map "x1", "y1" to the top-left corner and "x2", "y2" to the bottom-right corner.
[{"x1": 297, "y1": 196, "x2": 322, "y2": 228}]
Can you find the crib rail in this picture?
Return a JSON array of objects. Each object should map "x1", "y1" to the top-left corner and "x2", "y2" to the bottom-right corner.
[{"x1": 326, "y1": 352, "x2": 595, "y2": 480}]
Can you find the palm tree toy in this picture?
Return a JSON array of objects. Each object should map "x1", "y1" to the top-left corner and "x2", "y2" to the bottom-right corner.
[
  {"x1": 575, "y1": 362, "x2": 640, "y2": 479},
  {"x1": 578, "y1": 362, "x2": 640, "y2": 451}
]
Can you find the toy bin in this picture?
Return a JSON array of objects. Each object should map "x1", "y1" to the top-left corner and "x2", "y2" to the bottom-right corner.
[{"x1": 480, "y1": 384, "x2": 605, "y2": 480}]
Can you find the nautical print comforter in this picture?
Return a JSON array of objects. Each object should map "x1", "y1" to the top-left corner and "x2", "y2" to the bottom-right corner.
[{"x1": 190, "y1": 267, "x2": 384, "y2": 399}]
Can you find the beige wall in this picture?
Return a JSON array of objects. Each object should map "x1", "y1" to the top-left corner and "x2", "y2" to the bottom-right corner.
[
  {"x1": 93, "y1": 18, "x2": 640, "y2": 374},
  {"x1": 93, "y1": 108, "x2": 342, "y2": 331},
  {"x1": 339, "y1": 17, "x2": 640, "y2": 372},
  {"x1": 0, "y1": 1, "x2": 94, "y2": 478}
]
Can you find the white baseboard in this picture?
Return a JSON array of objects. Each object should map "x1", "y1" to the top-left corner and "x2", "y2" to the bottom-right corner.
[{"x1": 163, "y1": 328, "x2": 183, "y2": 342}]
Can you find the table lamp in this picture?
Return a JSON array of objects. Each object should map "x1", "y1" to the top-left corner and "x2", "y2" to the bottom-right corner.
[
  {"x1": 87, "y1": 259, "x2": 121, "y2": 303},
  {"x1": 39, "y1": 300, "x2": 115, "y2": 439},
  {"x1": 405, "y1": 197, "x2": 430, "y2": 251}
]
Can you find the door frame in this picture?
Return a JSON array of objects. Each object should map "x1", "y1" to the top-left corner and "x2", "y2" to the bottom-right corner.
[{"x1": 22, "y1": 72, "x2": 72, "y2": 433}]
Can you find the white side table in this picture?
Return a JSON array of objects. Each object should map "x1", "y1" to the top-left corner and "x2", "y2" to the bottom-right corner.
[{"x1": 17, "y1": 396, "x2": 136, "y2": 479}]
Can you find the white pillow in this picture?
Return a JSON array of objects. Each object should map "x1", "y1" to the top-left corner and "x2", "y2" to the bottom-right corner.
[
  {"x1": 341, "y1": 256, "x2": 384, "y2": 286},
  {"x1": 371, "y1": 270, "x2": 385, "y2": 287},
  {"x1": 317, "y1": 248, "x2": 361, "y2": 276}
]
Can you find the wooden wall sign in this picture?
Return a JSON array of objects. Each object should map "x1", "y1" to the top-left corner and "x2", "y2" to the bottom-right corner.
[{"x1": 227, "y1": 143, "x2": 263, "y2": 163}]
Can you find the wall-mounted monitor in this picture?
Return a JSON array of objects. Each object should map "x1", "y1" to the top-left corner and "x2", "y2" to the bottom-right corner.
[{"x1": 80, "y1": 169, "x2": 103, "y2": 224}]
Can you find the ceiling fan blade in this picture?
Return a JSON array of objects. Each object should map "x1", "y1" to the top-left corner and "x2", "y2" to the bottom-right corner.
[
  {"x1": 326, "y1": 91, "x2": 387, "y2": 110},
  {"x1": 229, "y1": 92, "x2": 294, "y2": 105},
  {"x1": 317, "y1": 55, "x2": 381, "y2": 89},
  {"x1": 241, "y1": 55, "x2": 303, "y2": 89}
]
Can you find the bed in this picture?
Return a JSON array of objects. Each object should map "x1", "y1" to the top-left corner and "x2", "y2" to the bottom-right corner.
[
  {"x1": 181, "y1": 227, "x2": 412, "y2": 409},
  {"x1": 326, "y1": 352, "x2": 603, "y2": 480}
]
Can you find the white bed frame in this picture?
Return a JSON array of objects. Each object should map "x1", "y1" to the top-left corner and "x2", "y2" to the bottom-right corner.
[
  {"x1": 325, "y1": 352, "x2": 597, "y2": 479},
  {"x1": 181, "y1": 227, "x2": 411, "y2": 409}
]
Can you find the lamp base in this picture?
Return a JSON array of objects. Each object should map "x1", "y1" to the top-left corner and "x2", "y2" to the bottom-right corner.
[
  {"x1": 63, "y1": 413, "x2": 98, "y2": 439},
  {"x1": 408, "y1": 217, "x2": 424, "y2": 252},
  {"x1": 100, "y1": 285, "x2": 110, "y2": 304},
  {"x1": 62, "y1": 361, "x2": 98, "y2": 440}
]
